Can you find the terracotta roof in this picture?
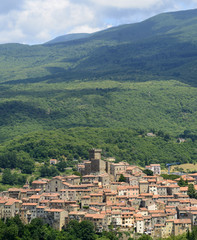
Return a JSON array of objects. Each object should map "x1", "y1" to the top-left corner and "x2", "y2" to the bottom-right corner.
[
  {"x1": 167, "y1": 185, "x2": 180, "y2": 188},
  {"x1": 86, "y1": 214, "x2": 106, "y2": 219},
  {"x1": 174, "y1": 219, "x2": 191, "y2": 224},
  {"x1": 152, "y1": 214, "x2": 166, "y2": 217},
  {"x1": 50, "y1": 200, "x2": 65, "y2": 203},
  {"x1": 136, "y1": 217, "x2": 143, "y2": 221},
  {"x1": 29, "y1": 195, "x2": 41, "y2": 199},
  {"x1": 65, "y1": 175, "x2": 80, "y2": 179},
  {"x1": 69, "y1": 211, "x2": 86, "y2": 215},
  {"x1": 32, "y1": 181, "x2": 47, "y2": 184},
  {"x1": 22, "y1": 203, "x2": 38, "y2": 206},
  {"x1": 149, "y1": 210, "x2": 165, "y2": 214},
  {"x1": 45, "y1": 209, "x2": 65, "y2": 212},
  {"x1": 180, "y1": 187, "x2": 188, "y2": 191},
  {"x1": 89, "y1": 207, "x2": 100, "y2": 212},
  {"x1": 5, "y1": 199, "x2": 18, "y2": 206},
  {"x1": 155, "y1": 224, "x2": 165, "y2": 227},
  {"x1": 83, "y1": 175, "x2": 96, "y2": 178},
  {"x1": 90, "y1": 193, "x2": 103, "y2": 196},
  {"x1": 81, "y1": 196, "x2": 91, "y2": 199},
  {"x1": 8, "y1": 188, "x2": 22, "y2": 192}
]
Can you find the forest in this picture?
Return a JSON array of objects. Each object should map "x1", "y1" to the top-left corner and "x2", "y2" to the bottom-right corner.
[
  {"x1": 0, "y1": 127, "x2": 196, "y2": 188},
  {"x1": 0, "y1": 127, "x2": 196, "y2": 169},
  {"x1": 0, "y1": 9, "x2": 196, "y2": 185},
  {"x1": 1, "y1": 216, "x2": 197, "y2": 240}
]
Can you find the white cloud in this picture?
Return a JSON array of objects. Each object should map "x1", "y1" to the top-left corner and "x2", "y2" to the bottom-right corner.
[
  {"x1": 88, "y1": 0, "x2": 163, "y2": 9},
  {"x1": 0, "y1": 0, "x2": 196, "y2": 44},
  {"x1": 0, "y1": 0, "x2": 98, "y2": 44},
  {"x1": 69, "y1": 25, "x2": 102, "y2": 34}
]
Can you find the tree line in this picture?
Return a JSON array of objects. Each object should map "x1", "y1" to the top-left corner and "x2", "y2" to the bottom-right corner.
[{"x1": 0, "y1": 215, "x2": 197, "y2": 240}]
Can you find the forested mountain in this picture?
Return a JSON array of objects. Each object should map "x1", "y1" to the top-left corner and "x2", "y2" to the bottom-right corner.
[
  {"x1": 45, "y1": 33, "x2": 90, "y2": 44},
  {"x1": 0, "y1": 9, "x2": 197, "y2": 168}
]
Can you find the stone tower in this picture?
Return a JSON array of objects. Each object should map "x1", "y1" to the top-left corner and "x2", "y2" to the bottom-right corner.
[
  {"x1": 89, "y1": 149, "x2": 102, "y2": 160},
  {"x1": 89, "y1": 149, "x2": 106, "y2": 174}
]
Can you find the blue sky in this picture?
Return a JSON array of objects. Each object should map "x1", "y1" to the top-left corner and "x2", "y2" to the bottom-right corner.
[{"x1": 1, "y1": 0, "x2": 197, "y2": 44}]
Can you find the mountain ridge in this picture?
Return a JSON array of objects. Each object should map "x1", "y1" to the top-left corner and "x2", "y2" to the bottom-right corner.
[
  {"x1": 44, "y1": 8, "x2": 197, "y2": 46},
  {"x1": 0, "y1": 8, "x2": 196, "y2": 144}
]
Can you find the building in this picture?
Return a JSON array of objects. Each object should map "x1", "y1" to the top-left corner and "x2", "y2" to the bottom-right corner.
[
  {"x1": 145, "y1": 164, "x2": 161, "y2": 175},
  {"x1": 50, "y1": 159, "x2": 58, "y2": 165}
]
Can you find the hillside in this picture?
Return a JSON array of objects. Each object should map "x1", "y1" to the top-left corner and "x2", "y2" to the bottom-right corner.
[
  {"x1": 0, "y1": 9, "x2": 196, "y2": 164},
  {"x1": 45, "y1": 33, "x2": 90, "y2": 44},
  {"x1": 0, "y1": 79, "x2": 196, "y2": 143},
  {"x1": 0, "y1": 9, "x2": 197, "y2": 86},
  {"x1": 1, "y1": 128, "x2": 196, "y2": 169}
]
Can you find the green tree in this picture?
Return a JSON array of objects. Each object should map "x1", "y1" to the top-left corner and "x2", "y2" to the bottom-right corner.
[
  {"x1": 17, "y1": 175, "x2": 27, "y2": 185},
  {"x1": 102, "y1": 231, "x2": 118, "y2": 240},
  {"x1": 56, "y1": 161, "x2": 67, "y2": 172},
  {"x1": 21, "y1": 159, "x2": 35, "y2": 174},
  {"x1": 143, "y1": 169, "x2": 153, "y2": 176},
  {"x1": 157, "y1": 130, "x2": 164, "y2": 137},
  {"x1": 164, "y1": 133, "x2": 171, "y2": 141},
  {"x1": 138, "y1": 234, "x2": 153, "y2": 240},
  {"x1": 78, "y1": 220, "x2": 96, "y2": 240},
  {"x1": 187, "y1": 184, "x2": 197, "y2": 199},
  {"x1": 2, "y1": 169, "x2": 15, "y2": 185},
  {"x1": 119, "y1": 174, "x2": 126, "y2": 182},
  {"x1": 0, "y1": 152, "x2": 17, "y2": 169},
  {"x1": 178, "y1": 177, "x2": 188, "y2": 187}
]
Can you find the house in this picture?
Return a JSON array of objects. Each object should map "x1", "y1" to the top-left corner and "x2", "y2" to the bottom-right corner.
[
  {"x1": 134, "y1": 214, "x2": 144, "y2": 234},
  {"x1": 45, "y1": 177, "x2": 65, "y2": 193},
  {"x1": 156, "y1": 186, "x2": 166, "y2": 196},
  {"x1": 64, "y1": 175, "x2": 81, "y2": 185},
  {"x1": 4, "y1": 199, "x2": 21, "y2": 219},
  {"x1": 44, "y1": 208, "x2": 68, "y2": 230},
  {"x1": 31, "y1": 180, "x2": 47, "y2": 190},
  {"x1": 167, "y1": 185, "x2": 180, "y2": 195},
  {"x1": 139, "y1": 180, "x2": 149, "y2": 194},
  {"x1": 82, "y1": 175, "x2": 98, "y2": 184},
  {"x1": 110, "y1": 162, "x2": 129, "y2": 178},
  {"x1": 126, "y1": 166, "x2": 143, "y2": 175},
  {"x1": 121, "y1": 212, "x2": 134, "y2": 228},
  {"x1": 173, "y1": 219, "x2": 191, "y2": 236},
  {"x1": 145, "y1": 164, "x2": 161, "y2": 175},
  {"x1": 85, "y1": 213, "x2": 108, "y2": 232},
  {"x1": 50, "y1": 159, "x2": 58, "y2": 165},
  {"x1": 188, "y1": 211, "x2": 197, "y2": 226}
]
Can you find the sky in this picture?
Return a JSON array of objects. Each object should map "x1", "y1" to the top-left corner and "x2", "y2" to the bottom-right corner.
[{"x1": 1, "y1": 0, "x2": 197, "y2": 45}]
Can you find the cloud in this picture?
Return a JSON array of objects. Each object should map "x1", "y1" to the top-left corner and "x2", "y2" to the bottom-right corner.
[
  {"x1": 69, "y1": 25, "x2": 103, "y2": 34},
  {"x1": 0, "y1": 0, "x2": 25, "y2": 14},
  {"x1": 88, "y1": 0, "x2": 163, "y2": 9},
  {"x1": 0, "y1": 0, "x2": 97, "y2": 44},
  {"x1": 0, "y1": 0, "x2": 196, "y2": 44}
]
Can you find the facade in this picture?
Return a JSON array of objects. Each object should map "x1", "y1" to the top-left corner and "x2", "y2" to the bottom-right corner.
[
  {"x1": 145, "y1": 164, "x2": 161, "y2": 175},
  {"x1": 0, "y1": 149, "x2": 197, "y2": 237}
]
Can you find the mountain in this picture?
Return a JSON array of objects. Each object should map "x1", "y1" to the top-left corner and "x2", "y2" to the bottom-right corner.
[
  {"x1": 0, "y1": 8, "x2": 196, "y2": 150},
  {"x1": 45, "y1": 33, "x2": 90, "y2": 44},
  {"x1": 1, "y1": 9, "x2": 197, "y2": 86}
]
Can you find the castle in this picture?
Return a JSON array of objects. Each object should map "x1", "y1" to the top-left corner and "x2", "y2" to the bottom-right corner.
[{"x1": 79, "y1": 149, "x2": 131, "y2": 178}]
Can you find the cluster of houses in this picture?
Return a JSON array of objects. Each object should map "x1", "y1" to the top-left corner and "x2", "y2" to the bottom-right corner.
[{"x1": 1, "y1": 149, "x2": 197, "y2": 239}]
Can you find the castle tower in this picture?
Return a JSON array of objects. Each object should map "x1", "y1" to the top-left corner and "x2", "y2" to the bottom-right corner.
[
  {"x1": 89, "y1": 149, "x2": 102, "y2": 161},
  {"x1": 89, "y1": 149, "x2": 106, "y2": 174}
]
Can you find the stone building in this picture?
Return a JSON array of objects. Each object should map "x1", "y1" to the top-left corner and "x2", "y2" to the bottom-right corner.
[{"x1": 145, "y1": 164, "x2": 161, "y2": 175}]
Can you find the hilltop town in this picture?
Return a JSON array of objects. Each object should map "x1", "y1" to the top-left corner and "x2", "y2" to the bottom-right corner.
[{"x1": 1, "y1": 149, "x2": 197, "y2": 239}]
